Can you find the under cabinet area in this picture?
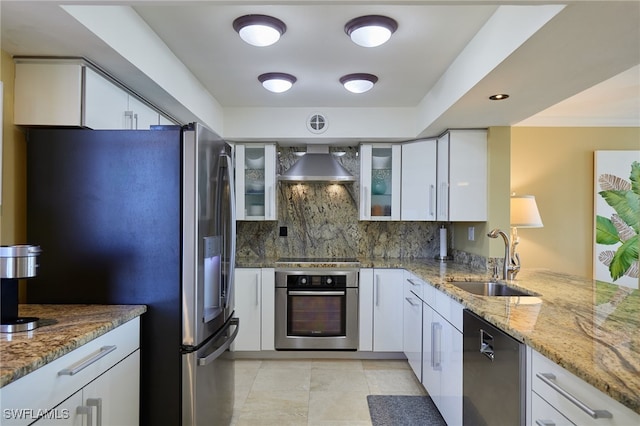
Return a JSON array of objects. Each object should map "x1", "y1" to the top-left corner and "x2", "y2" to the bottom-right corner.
[
  {"x1": 529, "y1": 348, "x2": 640, "y2": 426},
  {"x1": 14, "y1": 60, "x2": 173, "y2": 129},
  {"x1": 0, "y1": 318, "x2": 141, "y2": 426},
  {"x1": 232, "y1": 268, "x2": 275, "y2": 351},
  {"x1": 235, "y1": 144, "x2": 278, "y2": 221}
]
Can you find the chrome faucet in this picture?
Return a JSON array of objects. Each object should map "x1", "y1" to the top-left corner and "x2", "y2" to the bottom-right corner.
[{"x1": 487, "y1": 228, "x2": 520, "y2": 280}]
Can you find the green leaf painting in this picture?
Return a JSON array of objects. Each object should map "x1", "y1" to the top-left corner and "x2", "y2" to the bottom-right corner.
[{"x1": 596, "y1": 160, "x2": 640, "y2": 282}]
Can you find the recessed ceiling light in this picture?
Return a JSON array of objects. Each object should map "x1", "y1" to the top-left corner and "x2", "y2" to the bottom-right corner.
[
  {"x1": 258, "y1": 73, "x2": 297, "y2": 93},
  {"x1": 233, "y1": 14, "x2": 286, "y2": 47},
  {"x1": 344, "y1": 15, "x2": 398, "y2": 47},
  {"x1": 489, "y1": 93, "x2": 510, "y2": 100},
  {"x1": 340, "y1": 73, "x2": 378, "y2": 93}
]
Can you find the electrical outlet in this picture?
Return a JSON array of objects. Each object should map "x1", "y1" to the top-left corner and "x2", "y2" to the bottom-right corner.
[
  {"x1": 468, "y1": 226, "x2": 475, "y2": 241},
  {"x1": 279, "y1": 226, "x2": 288, "y2": 237}
]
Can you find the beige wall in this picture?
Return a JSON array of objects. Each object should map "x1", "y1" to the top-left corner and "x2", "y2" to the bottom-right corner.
[
  {"x1": 1, "y1": 50, "x2": 27, "y2": 246},
  {"x1": 511, "y1": 127, "x2": 639, "y2": 278}
]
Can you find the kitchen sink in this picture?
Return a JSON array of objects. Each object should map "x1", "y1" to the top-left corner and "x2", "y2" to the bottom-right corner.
[{"x1": 450, "y1": 281, "x2": 538, "y2": 297}]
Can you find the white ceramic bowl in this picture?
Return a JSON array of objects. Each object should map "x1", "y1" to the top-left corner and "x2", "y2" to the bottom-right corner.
[
  {"x1": 372, "y1": 155, "x2": 391, "y2": 169},
  {"x1": 245, "y1": 152, "x2": 265, "y2": 169}
]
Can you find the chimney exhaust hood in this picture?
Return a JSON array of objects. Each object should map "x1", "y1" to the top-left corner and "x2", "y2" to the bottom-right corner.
[{"x1": 279, "y1": 145, "x2": 356, "y2": 183}]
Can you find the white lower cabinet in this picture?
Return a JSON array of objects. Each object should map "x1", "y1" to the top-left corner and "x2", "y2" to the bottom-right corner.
[
  {"x1": 529, "y1": 348, "x2": 640, "y2": 426},
  {"x1": 0, "y1": 318, "x2": 141, "y2": 426},
  {"x1": 358, "y1": 268, "x2": 403, "y2": 352},
  {"x1": 232, "y1": 268, "x2": 275, "y2": 351},
  {"x1": 372, "y1": 269, "x2": 404, "y2": 352},
  {"x1": 421, "y1": 286, "x2": 463, "y2": 426}
]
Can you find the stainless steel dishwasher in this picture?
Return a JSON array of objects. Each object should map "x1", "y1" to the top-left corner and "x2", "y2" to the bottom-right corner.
[{"x1": 463, "y1": 309, "x2": 525, "y2": 426}]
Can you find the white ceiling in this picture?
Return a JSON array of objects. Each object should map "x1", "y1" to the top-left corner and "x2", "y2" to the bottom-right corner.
[{"x1": 1, "y1": 0, "x2": 639, "y2": 141}]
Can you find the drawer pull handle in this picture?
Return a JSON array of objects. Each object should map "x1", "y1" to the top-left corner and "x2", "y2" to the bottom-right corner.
[
  {"x1": 535, "y1": 420, "x2": 555, "y2": 426},
  {"x1": 405, "y1": 297, "x2": 420, "y2": 307},
  {"x1": 407, "y1": 278, "x2": 421, "y2": 287},
  {"x1": 58, "y1": 345, "x2": 117, "y2": 376},
  {"x1": 536, "y1": 373, "x2": 613, "y2": 419}
]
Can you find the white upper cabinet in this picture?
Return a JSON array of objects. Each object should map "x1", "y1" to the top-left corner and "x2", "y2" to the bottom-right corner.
[
  {"x1": 401, "y1": 139, "x2": 437, "y2": 221},
  {"x1": 14, "y1": 60, "x2": 174, "y2": 129},
  {"x1": 360, "y1": 144, "x2": 401, "y2": 220},
  {"x1": 235, "y1": 143, "x2": 277, "y2": 221},
  {"x1": 436, "y1": 130, "x2": 487, "y2": 222}
]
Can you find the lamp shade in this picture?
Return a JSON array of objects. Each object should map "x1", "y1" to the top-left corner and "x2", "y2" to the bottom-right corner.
[
  {"x1": 233, "y1": 15, "x2": 286, "y2": 47},
  {"x1": 510, "y1": 195, "x2": 543, "y2": 227}
]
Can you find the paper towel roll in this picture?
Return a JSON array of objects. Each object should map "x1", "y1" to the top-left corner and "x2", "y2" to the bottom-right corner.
[{"x1": 439, "y1": 227, "x2": 447, "y2": 258}]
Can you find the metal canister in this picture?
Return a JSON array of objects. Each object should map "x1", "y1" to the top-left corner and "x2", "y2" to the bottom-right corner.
[{"x1": 0, "y1": 245, "x2": 42, "y2": 279}]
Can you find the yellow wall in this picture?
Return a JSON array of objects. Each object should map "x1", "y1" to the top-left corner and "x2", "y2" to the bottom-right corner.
[
  {"x1": 511, "y1": 127, "x2": 640, "y2": 278},
  {"x1": 1, "y1": 50, "x2": 27, "y2": 246}
]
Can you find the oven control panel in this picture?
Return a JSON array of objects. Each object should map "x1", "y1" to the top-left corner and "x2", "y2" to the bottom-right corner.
[{"x1": 287, "y1": 275, "x2": 346, "y2": 289}]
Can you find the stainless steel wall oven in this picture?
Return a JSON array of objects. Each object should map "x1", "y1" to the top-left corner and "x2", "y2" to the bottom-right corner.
[{"x1": 275, "y1": 268, "x2": 359, "y2": 350}]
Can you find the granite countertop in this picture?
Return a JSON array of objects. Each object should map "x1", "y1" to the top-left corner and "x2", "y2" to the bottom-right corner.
[
  {"x1": 238, "y1": 256, "x2": 640, "y2": 414},
  {"x1": 0, "y1": 304, "x2": 147, "y2": 388}
]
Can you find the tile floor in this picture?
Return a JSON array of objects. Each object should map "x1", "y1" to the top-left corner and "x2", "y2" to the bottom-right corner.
[{"x1": 231, "y1": 359, "x2": 427, "y2": 425}]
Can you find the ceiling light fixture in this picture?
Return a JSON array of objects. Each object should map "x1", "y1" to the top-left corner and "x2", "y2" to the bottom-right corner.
[
  {"x1": 344, "y1": 15, "x2": 398, "y2": 47},
  {"x1": 489, "y1": 93, "x2": 510, "y2": 100},
  {"x1": 340, "y1": 73, "x2": 378, "y2": 93},
  {"x1": 233, "y1": 14, "x2": 286, "y2": 47},
  {"x1": 258, "y1": 72, "x2": 297, "y2": 93}
]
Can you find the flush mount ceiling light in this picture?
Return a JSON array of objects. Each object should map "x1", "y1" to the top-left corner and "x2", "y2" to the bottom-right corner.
[
  {"x1": 258, "y1": 72, "x2": 297, "y2": 93},
  {"x1": 344, "y1": 15, "x2": 398, "y2": 47},
  {"x1": 340, "y1": 73, "x2": 378, "y2": 93},
  {"x1": 489, "y1": 93, "x2": 510, "y2": 100},
  {"x1": 233, "y1": 14, "x2": 286, "y2": 47}
]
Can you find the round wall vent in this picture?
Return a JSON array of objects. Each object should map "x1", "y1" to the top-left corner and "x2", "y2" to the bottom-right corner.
[{"x1": 307, "y1": 113, "x2": 328, "y2": 134}]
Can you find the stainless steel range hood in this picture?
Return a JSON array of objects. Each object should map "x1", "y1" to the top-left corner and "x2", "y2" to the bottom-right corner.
[{"x1": 279, "y1": 145, "x2": 355, "y2": 183}]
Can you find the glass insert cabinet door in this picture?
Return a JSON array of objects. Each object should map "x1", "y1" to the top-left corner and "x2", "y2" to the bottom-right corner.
[
  {"x1": 359, "y1": 144, "x2": 401, "y2": 220},
  {"x1": 235, "y1": 143, "x2": 277, "y2": 220}
]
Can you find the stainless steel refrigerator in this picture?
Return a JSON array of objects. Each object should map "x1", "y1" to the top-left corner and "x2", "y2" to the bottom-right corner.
[{"x1": 25, "y1": 123, "x2": 238, "y2": 425}]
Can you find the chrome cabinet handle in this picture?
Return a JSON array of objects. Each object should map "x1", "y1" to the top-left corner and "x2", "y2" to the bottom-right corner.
[
  {"x1": 375, "y1": 274, "x2": 380, "y2": 307},
  {"x1": 536, "y1": 373, "x2": 613, "y2": 419},
  {"x1": 58, "y1": 345, "x2": 117, "y2": 376},
  {"x1": 429, "y1": 184, "x2": 435, "y2": 217},
  {"x1": 77, "y1": 405, "x2": 93, "y2": 426},
  {"x1": 364, "y1": 186, "x2": 369, "y2": 218},
  {"x1": 535, "y1": 420, "x2": 555, "y2": 426},
  {"x1": 255, "y1": 273, "x2": 260, "y2": 306},
  {"x1": 87, "y1": 398, "x2": 102, "y2": 426},
  {"x1": 405, "y1": 297, "x2": 420, "y2": 307},
  {"x1": 431, "y1": 322, "x2": 442, "y2": 370},
  {"x1": 407, "y1": 278, "x2": 421, "y2": 287}
]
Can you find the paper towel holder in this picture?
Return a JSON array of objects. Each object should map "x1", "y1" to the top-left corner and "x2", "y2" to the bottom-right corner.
[{"x1": 435, "y1": 224, "x2": 453, "y2": 262}]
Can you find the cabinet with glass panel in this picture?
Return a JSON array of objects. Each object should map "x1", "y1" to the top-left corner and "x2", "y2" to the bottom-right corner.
[
  {"x1": 359, "y1": 144, "x2": 401, "y2": 220},
  {"x1": 235, "y1": 143, "x2": 277, "y2": 220}
]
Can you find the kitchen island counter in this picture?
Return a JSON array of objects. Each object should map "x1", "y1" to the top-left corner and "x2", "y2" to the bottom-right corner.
[
  {"x1": 236, "y1": 256, "x2": 640, "y2": 414},
  {"x1": 0, "y1": 304, "x2": 146, "y2": 387}
]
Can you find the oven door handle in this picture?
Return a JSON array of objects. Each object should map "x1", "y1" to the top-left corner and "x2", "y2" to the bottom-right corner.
[{"x1": 288, "y1": 290, "x2": 346, "y2": 296}]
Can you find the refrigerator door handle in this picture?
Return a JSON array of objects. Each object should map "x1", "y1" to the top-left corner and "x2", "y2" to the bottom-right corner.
[
  {"x1": 222, "y1": 152, "x2": 236, "y2": 310},
  {"x1": 197, "y1": 317, "x2": 239, "y2": 367}
]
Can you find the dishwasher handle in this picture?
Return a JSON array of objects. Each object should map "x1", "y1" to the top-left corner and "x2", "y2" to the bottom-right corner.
[{"x1": 480, "y1": 328, "x2": 494, "y2": 361}]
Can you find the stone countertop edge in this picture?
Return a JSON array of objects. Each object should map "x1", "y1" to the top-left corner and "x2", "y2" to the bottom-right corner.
[
  {"x1": 237, "y1": 256, "x2": 640, "y2": 415},
  {"x1": 0, "y1": 304, "x2": 147, "y2": 388}
]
